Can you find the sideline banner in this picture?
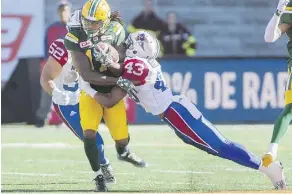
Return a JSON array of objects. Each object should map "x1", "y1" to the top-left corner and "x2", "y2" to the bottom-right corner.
[
  {"x1": 2, "y1": 0, "x2": 44, "y2": 87},
  {"x1": 128, "y1": 58, "x2": 288, "y2": 124}
]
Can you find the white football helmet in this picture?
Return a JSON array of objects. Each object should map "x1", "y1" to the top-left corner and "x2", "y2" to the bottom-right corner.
[{"x1": 124, "y1": 30, "x2": 160, "y2": 59}]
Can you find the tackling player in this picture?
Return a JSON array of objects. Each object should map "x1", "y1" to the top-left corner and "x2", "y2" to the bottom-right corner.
[
  {"x1": 83, "y1": 31, "x2": 287, "y2": 190},
  {"x1": 40, "y1": 39, "x2": 115, "y2": 183},
  {"x1": 262, "y1": 0, "x2": 291, "y2": 167},
  {"x1": 64, "y1": 0, "x2": 146, "y2": 191}
]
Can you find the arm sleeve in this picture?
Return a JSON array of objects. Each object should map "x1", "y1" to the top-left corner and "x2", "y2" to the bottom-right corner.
[
  {"x1": 264, "y1": 14, "x2": 282, "y2": 42},
  {"x1": 48, "y1": 39, "x2": 68, "y2": 66}
]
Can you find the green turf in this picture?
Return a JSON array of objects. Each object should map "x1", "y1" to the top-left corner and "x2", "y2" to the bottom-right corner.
[{"x1": 1, "y1": 124, "x2": 292, "y2": 193}]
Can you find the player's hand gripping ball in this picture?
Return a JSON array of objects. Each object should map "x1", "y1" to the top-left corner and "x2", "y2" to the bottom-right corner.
[{"x1": 94, "y1": 42, "x2": 119, "y2": 67}]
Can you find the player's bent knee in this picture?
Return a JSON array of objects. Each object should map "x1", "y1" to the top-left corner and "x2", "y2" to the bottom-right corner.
[{"x1": 83, "y1": 129, "x2": 96, "y2": 139}]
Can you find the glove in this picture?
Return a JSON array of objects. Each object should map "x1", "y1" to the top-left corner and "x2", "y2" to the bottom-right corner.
[
  {"x1": 128, "y1": 88, "x2": 140, "y2": 103},
  {"x1": 116, "y1": 77, "x2": 140, "y2": 103},
  {"x1": 276, "y1": 0, "x2": 290, "y2": 15},
  {"x1": 49, "y1": 81, "x2": 77, "y2": 105},
  {"x1": 93, "y1": 44, "x2": 113, "y2": 68},
  {"x1": 52, "y1": 88, "x2": 70, "y2": 105},
  {"x1": 117, "y1": 77, "x2": 135, "y2": 92}
]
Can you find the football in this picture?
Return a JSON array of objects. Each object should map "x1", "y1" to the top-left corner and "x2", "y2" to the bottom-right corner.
[{"x1": 95, "y1": 42, "x2": 119, "y2": 64}]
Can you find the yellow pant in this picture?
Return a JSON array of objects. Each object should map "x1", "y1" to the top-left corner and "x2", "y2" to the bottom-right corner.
[
  {"x1": 285, "y1": 68, "x2": 292, "y2": 105},
  {"x1": 79, "y1": 91, "x2": 129, "y2": 140}
]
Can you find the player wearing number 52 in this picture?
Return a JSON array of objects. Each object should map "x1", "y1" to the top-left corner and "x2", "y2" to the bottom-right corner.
[{"x1": 40, "y1": 38, "x2": 116, "y2": 183}]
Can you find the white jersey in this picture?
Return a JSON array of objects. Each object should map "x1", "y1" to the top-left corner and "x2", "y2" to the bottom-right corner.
[
  {"x1": 49, "y1": 39, "x2": 80, "y2": 105},
  {"x1": 122, "y1": 57, "x2": 173, "y2": 115}
]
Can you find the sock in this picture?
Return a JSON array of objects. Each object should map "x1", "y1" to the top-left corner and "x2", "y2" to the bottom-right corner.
[
  {"x1": 101, "y1": 158, "x2": 110, "y2": 165},
  {"x1": 116, "y1": 145, "x2": 129, "y2": 157},
  {"x1": 220, "y1": 141, "x2": 261, "y2": 170},
  {"x1": 84, "y1": 137, "x2": 100, "y2": 172},
  {"x1": 97, "y1": 144, "x2": 107, "y2": 165},
  {"x1": 267, "y1": 143, "x2": 278, "y2": 157},
  {"x1": 271, "y1": 104, "x2": 292, "y2": 144}
]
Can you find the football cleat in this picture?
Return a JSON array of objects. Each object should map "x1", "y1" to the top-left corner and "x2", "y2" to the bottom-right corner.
[
  {"x1": 101, "y1": 163, "x2": 116, "y2": 184},
  {"x1": 262, "y1": 152, "x2": 275, "y2": 167},
  {"x1": 118, "y1": 152, "x2": 147, "y2": 168},
  {"x1": 94, "y1": 174, "x2": 108, "y2": 192},
  {"x1": 261, "y1": 161, "x2": 287, "y2": 190}
]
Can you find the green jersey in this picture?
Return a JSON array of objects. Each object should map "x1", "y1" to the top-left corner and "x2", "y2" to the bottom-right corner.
[
  {"x1": 64, "y1": 10, "x2": 125, "y2": 93},
  {"x1": 281, "y1": 5, "x2": 292, "y2": 68}
]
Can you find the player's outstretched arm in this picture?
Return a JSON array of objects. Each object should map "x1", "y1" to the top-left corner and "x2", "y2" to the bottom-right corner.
[
  {"x1": 40, "y1": 56, "x2": 63, "y2": 95},
  {"x1": 265, "y1": 0, "x2": 291, "y2": 42},
  {"x1": 94, "y1": 87, "x2": 127, "y2": 108},
  {"x1": 69, "y1": 50, "x2": 119, "y2": 86},
  {"x1": 80, "y1": 78, "x2": 126, "y2": 108}
]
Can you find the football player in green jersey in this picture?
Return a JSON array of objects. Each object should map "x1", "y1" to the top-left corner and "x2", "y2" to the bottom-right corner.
[
  {"x1": 263, "y1": 0, "x2": 291, "y2": 167},
  {"x1": 64, "y1": 0, "x2": 146, "y2": 192}
]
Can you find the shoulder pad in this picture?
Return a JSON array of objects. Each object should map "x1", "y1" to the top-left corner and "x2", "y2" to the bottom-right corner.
[
  {"x1": 67, "y1": 10, "x2": 81, "y2": 29},
  {"x1": 107, "y1": 21, "x2": 124, "y2": 36}
]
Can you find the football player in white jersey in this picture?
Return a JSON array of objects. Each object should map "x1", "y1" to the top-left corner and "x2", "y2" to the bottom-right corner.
[
  {"x1": 40, "y1": 38, "x2": 115, "y2": 183},
  {"x1": 81, "y1": 31, "x2": 287, "y2": 190}
]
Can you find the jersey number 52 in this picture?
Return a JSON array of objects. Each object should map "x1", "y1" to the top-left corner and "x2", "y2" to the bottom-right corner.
[{"x1": 49, "y1": 42, "x2": 65, "y2": 61}]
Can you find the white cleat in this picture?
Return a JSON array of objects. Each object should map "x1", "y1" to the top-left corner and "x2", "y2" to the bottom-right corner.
[{"x1": 260, "y1": 161, "x2": 287, "y2": 190}]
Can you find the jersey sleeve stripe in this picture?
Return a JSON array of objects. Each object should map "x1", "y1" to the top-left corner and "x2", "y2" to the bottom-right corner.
[
  {"x1": 65, "y1": 33, "x2": 78, "y2": 44},
  {"x1": 115, "y1": 26, "x2": 122, "y2": 36},
  {"x1": 65, "y1": 35, "x2": 78, "y2": 44},
  {"x1": 67, "y1": 33, "x2": 79, "y2": 42}
]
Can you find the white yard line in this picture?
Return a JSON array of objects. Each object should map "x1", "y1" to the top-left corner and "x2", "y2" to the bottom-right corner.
[
  {"x1": 24, "y1": 159, "x2": 88, "y2": 164},
  {"x1": 2, "y1": 172, "x2": 61, "y2": 176},
  {"x1": 2, "y1": 143, "x2": 187, "y2": 149},
  {"x1": 224, "y1": 168, "x2": 254, "y2": 172},
  {"x1": 151, "y1": 169, "x2": 214, "y2": 174},
  {"x1": 1, "y1": 143, "x2": 81, "y2": 149}
]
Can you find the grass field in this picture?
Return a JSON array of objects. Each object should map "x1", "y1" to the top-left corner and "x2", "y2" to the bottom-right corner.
[{"x1": 1, "y1": 124, "x2": 292, "y2": 193}]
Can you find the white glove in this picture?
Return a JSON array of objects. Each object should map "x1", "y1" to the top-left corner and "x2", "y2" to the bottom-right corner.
[
  {"x1": 276, "y1": 0, "x2": 290, "y2": 15},
  {"x1": 49, "y1": 81, "x2": 78, "y2": 105}
]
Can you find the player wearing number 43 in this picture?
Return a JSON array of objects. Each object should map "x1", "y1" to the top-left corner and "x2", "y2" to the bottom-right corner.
[
  {"x1": 80, "y1": 31, "x2": 287, "y2": 190},
  {"x1": 40, "y1": 39, "x2": 115, "y2": 183}
]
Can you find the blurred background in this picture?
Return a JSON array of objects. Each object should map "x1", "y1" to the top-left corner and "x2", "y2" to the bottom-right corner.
[{"x1": 1, "y1": 0, "x2": 289, "y2": 125}]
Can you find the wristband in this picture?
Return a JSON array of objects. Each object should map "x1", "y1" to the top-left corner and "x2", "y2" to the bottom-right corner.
[{"x1": 87, "y1": 88, "x2": 97, "y2": 98}]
